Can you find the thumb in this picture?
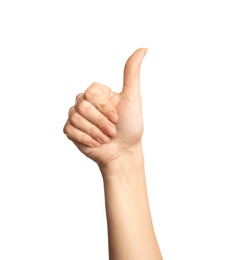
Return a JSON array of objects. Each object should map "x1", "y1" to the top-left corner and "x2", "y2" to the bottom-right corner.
[{"x1": 122, "y1": 48, "x2": 148, "y2": 97}]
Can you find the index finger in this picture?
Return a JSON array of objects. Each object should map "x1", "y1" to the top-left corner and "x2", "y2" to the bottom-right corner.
[{"x1": 84, "y1": 82, "x2": 119, "y2": 123}]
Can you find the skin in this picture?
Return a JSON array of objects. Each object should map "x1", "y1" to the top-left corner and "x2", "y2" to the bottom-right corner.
[{"x1": 63, "y1": 48, "x2": 163, "y2": 260}]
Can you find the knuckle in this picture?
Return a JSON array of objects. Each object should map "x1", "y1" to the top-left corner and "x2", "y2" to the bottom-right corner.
[
  {"x1": 69, "y1": 112, "x2": 79, "y2": 125},
  {"x1": 91, "y1": 81, "x2": 98, "y2": 86},
  {"x1": 75, "y1": 93, "x2": 83, "y2": 102},
  {"x1": 68, "y1": 106, "x2": 75, "y2": 116},
  {"x1": 76, "y1": 100, "x2": 90, "y2": 114},
  {"x1": 63, "y1": 123, "x2": 71, "y2": 137},
  {"x1": 84, "y1": 85, "x2": 98, "y2": 100}
]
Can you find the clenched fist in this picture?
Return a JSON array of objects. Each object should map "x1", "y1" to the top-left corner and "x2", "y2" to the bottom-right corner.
[{"x1": 63, "y1": 48, "x2": 147, "y2": 167}]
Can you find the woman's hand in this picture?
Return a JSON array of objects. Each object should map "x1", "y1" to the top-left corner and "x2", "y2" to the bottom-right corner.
[{"x1": 63, "y1": 48, "x2": 147, "y2": 168}]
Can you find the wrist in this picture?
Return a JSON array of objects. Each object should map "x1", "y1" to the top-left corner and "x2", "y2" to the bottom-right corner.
[{"x1": 99, "y1": 141, "x2": 144, "y2": 180}]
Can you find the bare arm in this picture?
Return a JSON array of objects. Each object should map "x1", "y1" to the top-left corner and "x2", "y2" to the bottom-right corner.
[
  {"x1": 101, "y1": 145, "x2": 162, "y2": 260},
  {"x1": 63, "y1": 48, "x2": 163, "y2": 260}
]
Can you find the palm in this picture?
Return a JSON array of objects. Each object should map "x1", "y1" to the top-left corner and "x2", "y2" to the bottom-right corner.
[{"x1": 114, "y1": 92, "x2": 143, "y2": 145}]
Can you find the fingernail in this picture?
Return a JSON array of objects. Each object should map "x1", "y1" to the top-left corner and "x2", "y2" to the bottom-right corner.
[
  {"x1": 108, "y1": 112, "x2": 119, "y2": 123},
  {"x1": 104, "y1": 125, "x2": 117, "y2": 137},
  {"x1": 90, "y1": 139, "x2": 101, "y2": 147}
]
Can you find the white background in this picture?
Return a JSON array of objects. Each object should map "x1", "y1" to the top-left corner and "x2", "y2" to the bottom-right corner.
[{"x1": 0, "y1": 0, "x2": 235, "y2": 259}]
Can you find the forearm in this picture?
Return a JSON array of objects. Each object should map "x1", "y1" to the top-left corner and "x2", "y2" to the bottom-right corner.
[{"x1": 100, "y1": 143, "x2": 163, "y2": 260}]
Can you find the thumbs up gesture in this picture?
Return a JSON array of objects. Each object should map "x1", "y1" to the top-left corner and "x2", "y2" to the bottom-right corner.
[{"x1": 63, "y1": 48, "x2": 148, "y2": 167}]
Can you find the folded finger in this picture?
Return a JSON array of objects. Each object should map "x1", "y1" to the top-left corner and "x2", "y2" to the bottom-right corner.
[
  {"x1": 75, "y1": 98, "x2": 117, "y2": 138},
  {"x1": 84, "y1": 82, "x2": 118, "y2": 123},
  {"x1": 69, "y1": 108, "x2": 111, "y2": 144},
  {"x1": 63, "y1": 121, "x2": 101, "y2": 147}
]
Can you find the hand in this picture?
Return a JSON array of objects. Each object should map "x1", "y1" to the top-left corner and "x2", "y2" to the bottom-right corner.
[{"x1": 63, "y1": 48, "x2": 147, "y2": 167}]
